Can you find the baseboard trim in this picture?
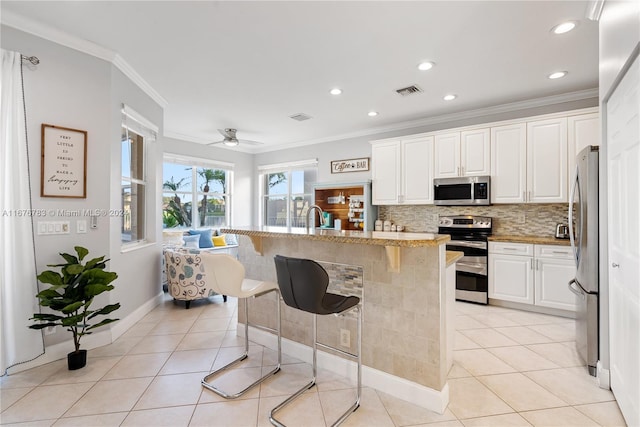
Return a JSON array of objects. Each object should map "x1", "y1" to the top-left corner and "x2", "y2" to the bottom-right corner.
[{"x1": 238, "y1": 322, "x2": 449, "y2": 414}]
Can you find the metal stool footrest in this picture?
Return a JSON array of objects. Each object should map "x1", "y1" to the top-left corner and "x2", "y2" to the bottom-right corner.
[
  {"x1": 269, "y1": 305, "x2": 362, "y2": 427},
  {"x1": 202, "y1": 289, "x2": 282, "y2": 399}
]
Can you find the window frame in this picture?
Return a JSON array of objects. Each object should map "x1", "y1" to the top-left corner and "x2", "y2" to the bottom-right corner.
[
  {"x1": 259, "y1": 159, "x2": 318, "y2": 228},
  {"x1": 121, "y1": 105, "x2": 157, "y2": 247},
  {"x1": 162, "y1": 155, "x2": 234, "y2": 230}
]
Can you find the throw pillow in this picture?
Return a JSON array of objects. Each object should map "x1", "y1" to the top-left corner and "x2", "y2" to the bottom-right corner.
[
  {"x1": 183, "y1": 234, "x2": 200, "y2": 248},
  {"x1": 224, "y1": 233, "x2": 238, "y2": 246},
  {"x1": 188, "y1": 229, "x2": 214, "y2": 248},
  {"x1": 212, "y1": 235, "x2": 227, "y2": 247}
]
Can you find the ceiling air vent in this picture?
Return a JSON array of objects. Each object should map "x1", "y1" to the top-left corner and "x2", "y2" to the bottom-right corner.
[
  {"x1": 395, "y1": 85, "x2": 423, "y2": 96},
  {"x1": 289, "y1": 113, "x2": 312, "y2": 121}
]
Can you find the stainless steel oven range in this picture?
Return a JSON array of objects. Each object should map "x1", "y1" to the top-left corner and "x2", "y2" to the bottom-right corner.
[{"x1": 438, "y1": 215, "x2": 492, "y2": 304}]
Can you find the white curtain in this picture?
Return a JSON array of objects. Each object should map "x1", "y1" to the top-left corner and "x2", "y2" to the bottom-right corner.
[{"x1": 0, "y1": 49, "x2": 44, "y2": 374}]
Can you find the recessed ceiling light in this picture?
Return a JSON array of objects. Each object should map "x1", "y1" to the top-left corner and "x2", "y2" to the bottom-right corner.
[
  {"x1": 443, "y1": 94, "x2": 457, "y2": 101},
  {"x1": 368, "y1": 111, "x2": 378, "y2": 117},
  {"x1": 551, "y1": 21, "x2": 577, "y2": 34},
  {"x1": 330, "y1": 88, "x2": 342, "y2": 95},
  {"x1": 548, "y1": 71, "x2": 567, "y2": 79},
  {"x1": 417, "y1": 61, "x2": 435, "y2": 71}
]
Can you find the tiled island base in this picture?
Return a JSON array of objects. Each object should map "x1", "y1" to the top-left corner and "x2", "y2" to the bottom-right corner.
[{"x1": 230, "y1": 232, "x2": 451, "y2": 413}]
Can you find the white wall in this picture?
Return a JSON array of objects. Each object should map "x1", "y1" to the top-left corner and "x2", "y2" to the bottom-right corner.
[{"x1": 1, "y1": 25, "x2": 164, "y2": 353}]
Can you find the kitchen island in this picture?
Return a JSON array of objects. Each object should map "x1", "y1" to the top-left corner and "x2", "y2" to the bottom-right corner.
[{"x1": 221, "y1": 226, "x2": 456, "y2": 412}]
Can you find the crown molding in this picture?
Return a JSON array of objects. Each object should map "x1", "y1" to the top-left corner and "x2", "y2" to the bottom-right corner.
[
  {"x1": 253, "y1": 87, "x2": 599, "y2": 153},
  {"x1": 1, "y1": 10, "x2": 168, "y2": 108}
]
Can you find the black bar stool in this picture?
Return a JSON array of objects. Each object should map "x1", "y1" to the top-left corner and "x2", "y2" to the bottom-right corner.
[{"x1": 270, "y1": 255, "x2": 362, "y2": 427}]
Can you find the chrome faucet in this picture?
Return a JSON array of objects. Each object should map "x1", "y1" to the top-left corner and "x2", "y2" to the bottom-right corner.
[{"x1": 306, "y1": 204, "x2": 325, "y2": 232}]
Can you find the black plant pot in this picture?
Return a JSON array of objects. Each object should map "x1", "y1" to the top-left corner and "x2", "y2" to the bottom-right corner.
[{"x1": 67, "y1": 349, "x2": 87, "y2": 370}]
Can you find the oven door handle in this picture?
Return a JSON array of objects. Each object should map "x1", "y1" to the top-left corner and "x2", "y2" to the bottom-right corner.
[
  {"x1": 448, "y1": 240, "x2": 487, "y2": 249},
  {"x1": 456, "y1": 263, "x2": 487, "y2": 276}
]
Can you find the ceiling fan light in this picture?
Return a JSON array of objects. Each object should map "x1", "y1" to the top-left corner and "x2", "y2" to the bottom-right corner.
[
  {"x1": 223, "y1": 139, "x2": 239, "y2": 147},
  {"x1": 330, "y1": 88, "x2": 342, "y2": 95}
]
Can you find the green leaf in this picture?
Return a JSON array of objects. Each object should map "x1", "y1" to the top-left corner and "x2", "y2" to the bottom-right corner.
[
  {"x1": 86, "y1": 318, "x2": 119, "y2": 331},
  {"x1": 61, "y1": 314, "x2": 84, "y2": 326},
  {"x1": 28, "y1": 322, "x2": 58, "y2": 329},
  {"x1": 87, "y1": 303, "x2": 121, "y2": 319},
  {"x1": 37, "y1": 271, "x2": 63, "y2": 286},
  {"x1": 60, "y1": 253, "x2": 78, "y2": 264},
  {"x1": 30, "y1": 313, "x2": 64, "y2": 322},
  {"x1": 61, "y1": 301, "x2": 84, "y2": 314},
  {"x1": 75, "y1": 246, "x2": 89, "y2": 261},
  {"x1": 84, "y1": 283, "x2": 114, "y2": 298},
  {"x1": 84, "y1": 256, "x2": 106, "y2": 269},
  {"x1": 65, "y1": 264, "x2": 84, "y2": 275}
]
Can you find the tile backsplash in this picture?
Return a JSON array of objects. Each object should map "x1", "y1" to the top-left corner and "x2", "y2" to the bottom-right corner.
[{"x1": 378, "y1": 203, "x2": 570, "y2": 236}]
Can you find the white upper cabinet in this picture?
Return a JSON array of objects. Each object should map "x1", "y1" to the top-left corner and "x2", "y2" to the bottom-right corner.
[
  {"x1": 371, "y1": 141, "x2": 401, "y2": 205},
  {"x1": 527, "y1": 117, "x2": 568, "y2": 203},
  {"x1": 461, "y1": 129, "x2": 491, "y2": 176},
  {"x1": 434, "y1": 132, "x2": 461, "y2": 178},
  {"x1": 402, "y1": 136, "x2": 434, "y2": 204},
  {"x1": 568, "y1": 112, "x2": 600, "y2": 179},
  {"x1": 371, "y1": 136, "x2": 433, "y2": 205},
  {"x1": 434, "y1": 130, "x2": 490, "y2": 178},
  {"x1": 491, "y1": 123, "x2": 527, "y2": 203}
]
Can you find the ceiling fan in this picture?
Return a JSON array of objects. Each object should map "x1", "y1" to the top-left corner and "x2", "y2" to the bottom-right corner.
[{"x1": 208, "y1": 128, "x2": 262, "y2": 147}]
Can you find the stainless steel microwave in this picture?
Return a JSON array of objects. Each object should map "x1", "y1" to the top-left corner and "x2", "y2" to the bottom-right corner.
[{"x1": 433, "y1": 176, "x2": 491, "y2": 206}]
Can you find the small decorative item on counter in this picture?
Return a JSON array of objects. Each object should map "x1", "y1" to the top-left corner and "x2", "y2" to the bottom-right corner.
[
  {"x1": 391, "y1": 225, "x2": 397, "y2": 232},
  {"x1": 334, "y1": 219, "x2": 342, "y2": 230},
  {"x1": 375, "y1": 219, "x2": 382, "y2": 231},
  {"x1": 383, "y1": 220, "x2": 392, "y2": 232},
  {"x1": 396, "y1": 225, "x2": 405, "y2": 232}
]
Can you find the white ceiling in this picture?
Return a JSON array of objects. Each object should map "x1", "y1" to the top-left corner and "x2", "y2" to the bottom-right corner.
[{"x1": 1, "y1": 1, "x2": 599, "y2": 152}]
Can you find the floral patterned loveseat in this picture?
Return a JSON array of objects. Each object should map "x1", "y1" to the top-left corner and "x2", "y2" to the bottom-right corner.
[{"x1": 163, "y1": 248, "x2": 228, "y2": 309}]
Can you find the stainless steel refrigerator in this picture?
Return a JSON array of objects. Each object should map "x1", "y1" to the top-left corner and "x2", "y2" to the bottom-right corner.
[{"x1": 567, "y1": 145, "x2": 599, "y2": 376}]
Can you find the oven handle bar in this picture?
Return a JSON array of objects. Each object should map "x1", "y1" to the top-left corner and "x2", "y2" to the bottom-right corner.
[
  {"x1": 456, "y1": 262, "x2": 487, "y2": 276},
  {"x1": 448, "y1": 240, "x2": 487, "y2": 249}
]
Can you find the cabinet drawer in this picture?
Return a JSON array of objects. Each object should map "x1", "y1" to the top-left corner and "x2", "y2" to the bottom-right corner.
[
  {"x1": 489, "y1": 242, "x2": 533, "y2": 256},
  {"x1": 535, "y1": 245, "x2": 573, "y2": 260}
]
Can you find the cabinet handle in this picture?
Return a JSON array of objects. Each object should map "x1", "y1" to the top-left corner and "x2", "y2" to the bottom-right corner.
[
  {"x1": 457, "y1": 166, "x2": 460, "y2": 176},
  {"x1": 523, "y1": 191, "x2": 526, "y2": 202},
  {"x1": 503, "y1": 247, "x2": 518, "y2": 251},
  {"x1": 536, "y1": 259, "x2": 540, "y2": 270},
  {"x1": 552, "y1": 251, "x2": 569, "y2": 255},
  {"x1": 531, "y1": 260, "x2": 534, "y2": 270},
  {"x1": 461, "y1": 166, "x2": 465, "y2": 176},
  {"x1": 612, "y1": 263, "x2": 620, "y2": 268},
  {"x1": 528, "y1": 191, "x2": 532, "y2": 201}
]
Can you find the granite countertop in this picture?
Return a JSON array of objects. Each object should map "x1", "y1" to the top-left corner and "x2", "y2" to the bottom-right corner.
[
  {"x1": 446, "y1": 251, "x2": 464, "y2": 267},
  {"x1": 488, "y1": 235, "x2": 571, "y2": 246},
  {"x1": 221, "y1": 226, "x2": 450, "y2": 247}
]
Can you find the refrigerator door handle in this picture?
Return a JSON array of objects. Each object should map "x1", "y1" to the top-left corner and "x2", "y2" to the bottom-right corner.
[
  {"x1": 568, "y1": 166, "x2": 579, "y2": 266},
  {"x1": 568, "y1": 279, "x2": 586, "y2": 300}
]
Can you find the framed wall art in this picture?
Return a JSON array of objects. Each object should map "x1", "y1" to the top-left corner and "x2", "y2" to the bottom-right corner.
[{"x1": 41, "y1": 124, "x2": 87, "y2": 198}]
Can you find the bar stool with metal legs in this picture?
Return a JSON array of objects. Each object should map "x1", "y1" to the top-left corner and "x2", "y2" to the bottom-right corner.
[
  {"x1": 200, "y1": 253, "x2": 282, "y2": 399},
  {"x1": 270, "y1": 255, "x2": 362, "y2": 427}
]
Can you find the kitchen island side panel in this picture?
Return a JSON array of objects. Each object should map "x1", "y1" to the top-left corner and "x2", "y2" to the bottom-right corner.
[{"x1": 235, "y1": 234, "x2": 448, "y2": 391}]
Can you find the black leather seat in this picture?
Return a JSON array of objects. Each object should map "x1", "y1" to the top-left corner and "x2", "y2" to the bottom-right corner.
[{"x1": 270, "y1": 255, "x2": 361, "y2": 427}]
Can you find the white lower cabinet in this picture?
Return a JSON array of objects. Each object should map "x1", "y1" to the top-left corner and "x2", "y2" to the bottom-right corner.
[
  {"x1": 533, "y1": 245, "x2": 576, "y2": 311},
  {"x1": 489, "y1": 242, "x2": 576, "y2": 312}
]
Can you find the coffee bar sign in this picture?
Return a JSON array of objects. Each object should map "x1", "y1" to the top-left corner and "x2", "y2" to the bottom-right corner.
[
  {"x1": 41, "y1": 124, "x2": 87, "y2": 198},
  {"x1": 330, "y1": 157, "x2": 369, "y2": 174}
]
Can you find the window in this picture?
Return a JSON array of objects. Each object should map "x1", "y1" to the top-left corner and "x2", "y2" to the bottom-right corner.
[
  {"x1": 259, "y1": 159, "x2": 318, "y2": 228},
  {"x1": 121, "y1": 105, "x2": 157, "y2": 245},
  {"x1": 162, "y1": 156, "x2": 233, "y2": 229}
]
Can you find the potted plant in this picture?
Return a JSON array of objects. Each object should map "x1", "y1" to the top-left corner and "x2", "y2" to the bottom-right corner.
[{"x1": 29, "y1": 246, "x2": 120, "y2": 370}]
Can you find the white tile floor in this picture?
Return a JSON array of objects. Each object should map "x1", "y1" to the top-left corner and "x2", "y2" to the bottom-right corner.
[{"x1": 0, "y1": 295, "x2": 628, "y2": 426}]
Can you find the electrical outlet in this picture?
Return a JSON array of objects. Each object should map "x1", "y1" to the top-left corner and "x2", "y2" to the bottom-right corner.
[
  {"x1": 45, "y1": 326, "x2": 56, "y2": 335},
  {"x1": 340, "y1": 328, "x2": 350, "y2": 347}
]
